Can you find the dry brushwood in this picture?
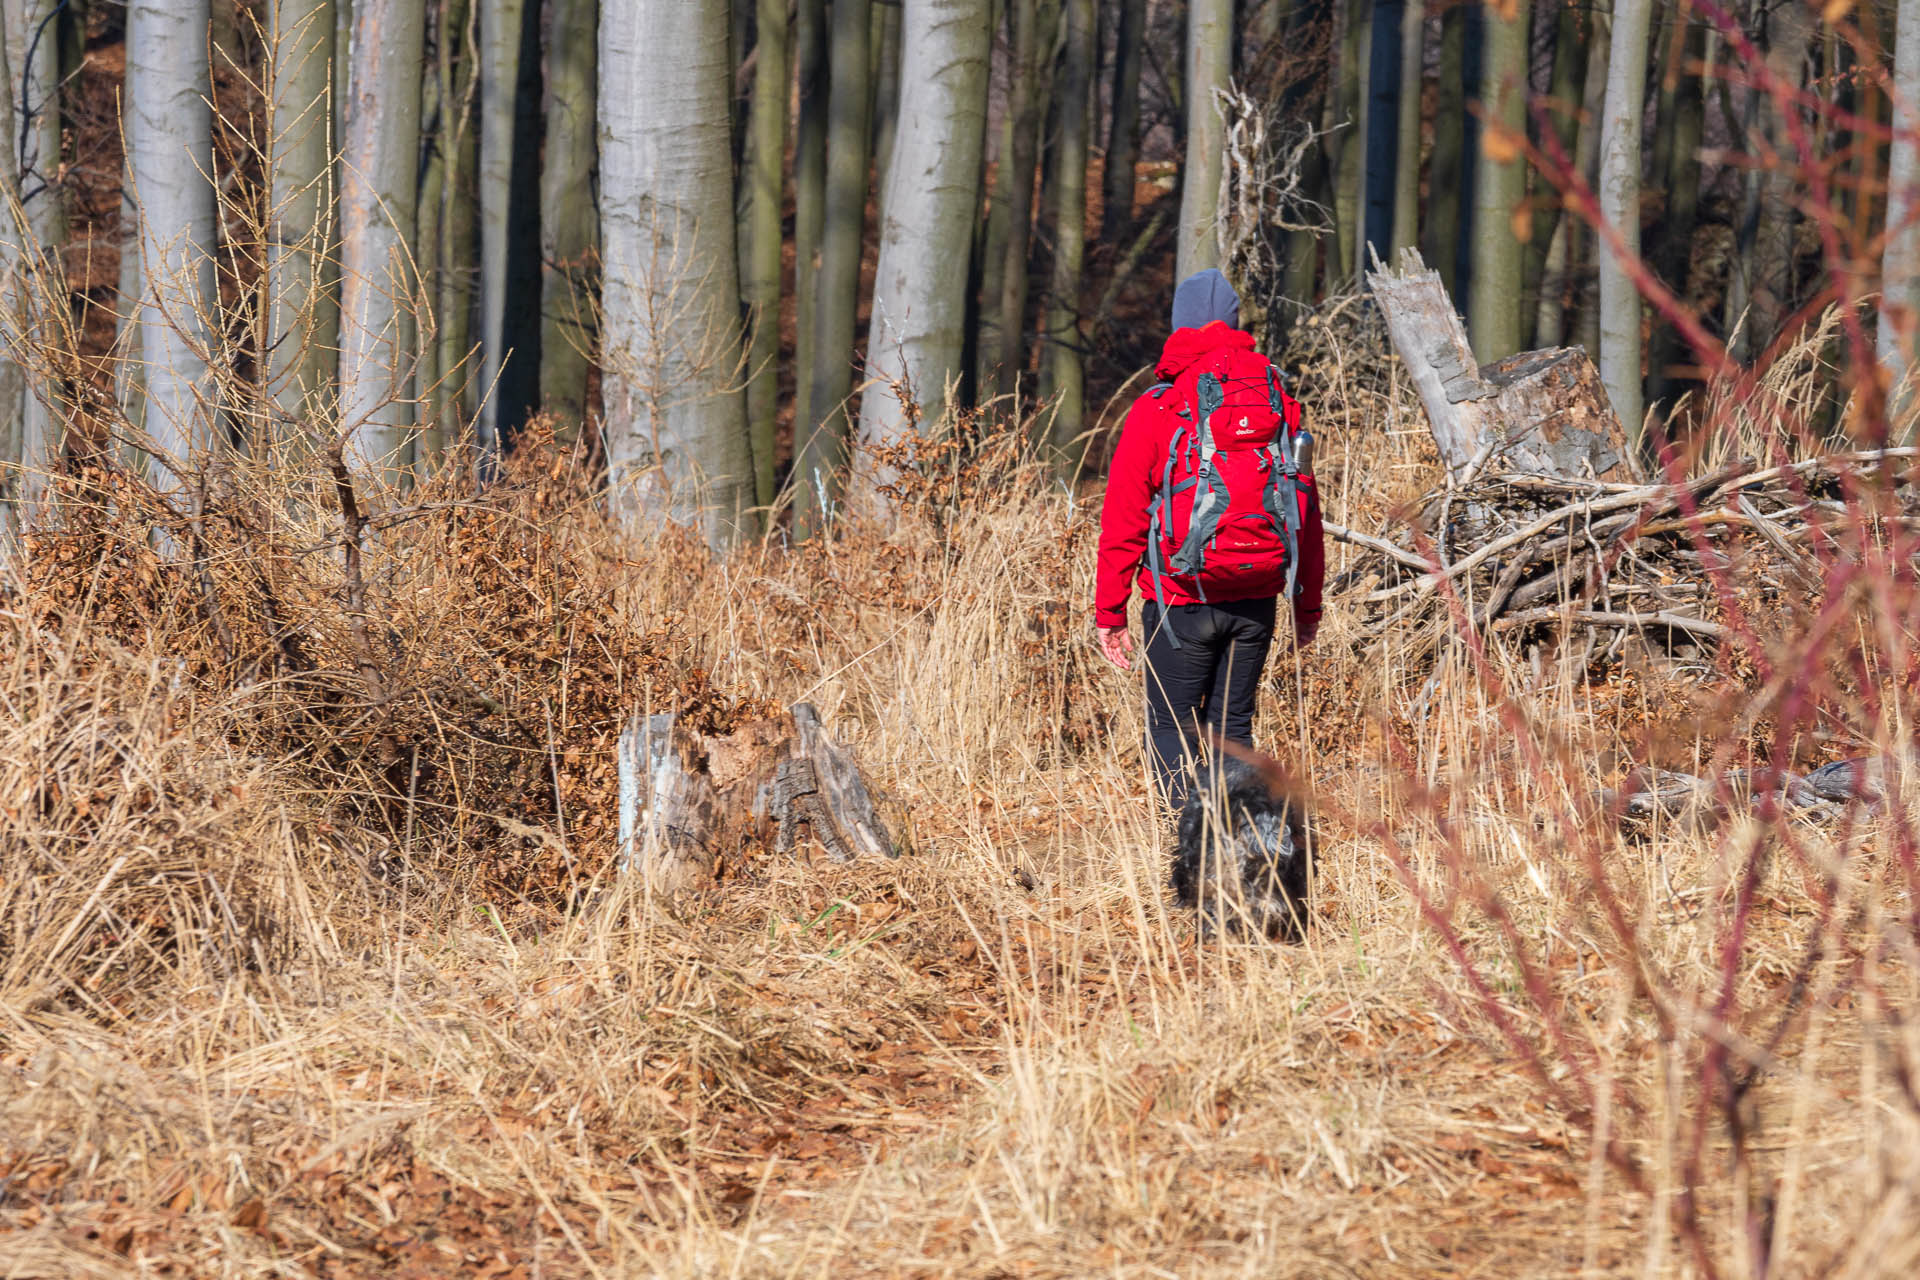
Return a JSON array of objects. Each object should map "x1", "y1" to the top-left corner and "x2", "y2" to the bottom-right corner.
[
  {"x1": 1598, "y1": 752, "x2": 1920, "y2": 834},
  {"x1": 1324, "y1": 251, "x2": 1916, "y2": 668},
  {"x1": 1323, "y1": 448, "x2": 1920, "y2": 665}
]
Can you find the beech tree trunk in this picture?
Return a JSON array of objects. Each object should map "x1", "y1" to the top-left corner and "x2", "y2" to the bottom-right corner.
[
  {"x1": 1177, "y1": 0, "x2": 1232, "y2": 281},
  {"x1": 1883, "y1": 0, "x2": 1920, "y2": 395},
  {"x1": 540, "y1": 0, "x2": 598, "y2": 441},
  {"x1": 1748, "y1": 3, "x2": 1812, "y2": 356},
  {"x1": 1537, "y1": 5, "x2": 1610, "y2": 348},
  {"x1": 127, "y1": 0, "x2": 218, "y2": 486},
  {"x1": 1568, "y1": 14, "x2": 1610, "y2": 356},
  {"x1": 1043, "y1": 0, "x2": 1092, "y2": 461},
  {"x1": 338, "y1": 0, "x2": 424, "y2": 483},
  {"x1": 476, "y1": 0, "x2": 525, "y2": 458},
  {"x1": 8, "y1": 0, "x2": 63, "y2": 502},
  {"x1": 975, "y1": 0, "x2": 1020, "y2": 391},
  {"x1": 267, "y1": 0, "x2": 339, "y2": 451},
  {"x1": 1598, "y1": 0, "x2": 1652, "y2": 447},
  {"x1": 1524, "y1": 0, "x2": 1585, "y2": 345},
  {"x1": 0, "y1": 22, "x2": 23, "y2": 521},
  {"x1": 794, "y1": 0, "x2": 872, "y2": 539},
  {"x1": 1424, "y1": 1, "x2": 1473, "y2": 299},
  {"x1": 1328, "y1": 0, "x2": 1366, "y2": 288},
  {"x1": 1468, "y1": 0, "x2": 1527, "y2": 362},
  {"x1": 793, "y1": 0, "x2": 827, "y2": 446},
  {"x1": 740, "y1": 0, "x2": 786, "y2": 505},
  {"x1": 599, "y1": 0, "x2": 758, "y2": 548},
  {"x1": 869, "y1": 1, "x2": 902, "y2": 216},
  {"x1": 1390, "y1": 0, "x2": 1424, "y2": 258},
  {"x1": 1361, "y1": 0, "x2": 1401, "y2": 275},
  {"x1": 1102, "y1": 0, "x2": 1146, "y2": 243},
  {"x1": 980, "y1": 0, "x2": 1055, "y2": 403},
  {"x1": 1647, "y1": 15, "x2": 1706, "y2": 412},
  {"x1": 430, "y1": 0, "x2": 478, "y2": 458},
  {"x1": 854, "y1": 0, "x2": 991, "y2": 503}
]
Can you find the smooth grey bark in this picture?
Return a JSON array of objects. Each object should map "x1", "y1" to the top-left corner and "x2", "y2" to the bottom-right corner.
[
  {"x1": 338, "y1": 0, "x2": 424, "y2": 482},
  {"x1": 1468, "y1": 0, "x2": 1527, "y2": 362},
  {"x1": 1883, "y1": 0, "x2": 1920, "y2": 391},
  {"x1": 1723, "y1": 73, "x2": 1761, "y2": 364},
  {"x1": 1567, "y1": 11, "x2": 1610, "y2": 355},
  {"x1": 1102, "y1": 0, "x2": 1146, "y2": 243},
  {"x1": 427, "y1": 0, "x2": 477, "y2": 457},
  {"x1": 1424, "y1": 2, "x2": 1468, "y2": 297},
  {"x1": 854, "y1": 0, "x2": 991, "y2": 505},
  {"x1": 1524, "y1": 0, "x2": 1584, "y2": 344},
  {"x1": 476, "y1": 0, "x2": 525, "y2": 458},
  {"x1": 540, "y1": 0, "x2": 597, "y2": 441},
  {"x1": 335, "y1": 0, "x2": 352, "y2": 193},
  {"x1": 415, "y1": 47, "x2": 444, "y2": 459},
  {"x1": 975, "y1": 0, "x2": 1017, "y2": 388},
  {"x1": 2, "y1": 0, "x2": 64, "y2": 506},
  {"x1": 111, "y1": 72, "x2": 145, "y2": 457},
  {"x1": 1647, "y1": 15, "x2": 1706, "y2": 411},
  {"x1": 793, "y1": 0, "x2": 826, "y2": 445},
  {"x1": 7, "y1": 0, "x2": 64, "y2": 503},
  {"x1": 979, "y1": 0, "x2": 1053, "y2": 402},
  {"x1": 1538, "y1": 5, "x2": 1610, "y2": 348},
  {"x1": 127, "y1": 0, "x2": 218, "y2": 486},
  {"x1": 1598, "y1": 0, "x2": 1652, "y2": 446},
  {"x1": 794, "y1": 0, "x2": 871, "y2": 539},
  {"x1": 1327, "y1": 0, "x2": 1366, "y2": 288},
  {"x1": 1043, "y1": 0, "x2": 1092, "y2": 462},
  {"x1": 267, "y1": 0, "x2": 340, "y2": 447},
  {"x1": 869, "y1": 1, "x2": 901, "y2": 215},
  {"x1": 1748, "y1": 3, "x2": 1812, "y2": 355},
  {"x1": 0, "y1": 20, "x2": 22, "y2": 518},
  {"x1": 1389, "y1": 0, "x2": 1424, "y2": 258},
  {"x1": 599, "y1": 0, "x2": 758, "y2": 548},
  {"x1": 740, "y1": 0, "x2": 786, "y2": 505},
  {"x1": 1178, "y1": 0, "x2": 1231, "y2": 281}
]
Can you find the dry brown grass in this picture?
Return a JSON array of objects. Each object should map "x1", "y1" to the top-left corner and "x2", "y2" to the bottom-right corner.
[{"x1": 3, "y1": 300, "x2": 1919, "y2": 1280}]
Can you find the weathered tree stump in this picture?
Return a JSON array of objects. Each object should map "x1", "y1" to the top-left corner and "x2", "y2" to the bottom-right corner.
[
  {"x1": 616, "y1": 702, "x2": 896, "y2": 890},
  {"x1": 1366, "y1": 247, "x2": 1634, "y2": 483}
]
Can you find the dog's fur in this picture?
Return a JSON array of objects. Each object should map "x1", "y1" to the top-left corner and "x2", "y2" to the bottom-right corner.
[{"x1": 1171, "y1": 755, "x2": 1312, "y2": 940}]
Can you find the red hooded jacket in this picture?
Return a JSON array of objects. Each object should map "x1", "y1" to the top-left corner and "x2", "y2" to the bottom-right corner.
[{"x1": 1095, "y1": 322, "x2": 1325, "y2": 630}]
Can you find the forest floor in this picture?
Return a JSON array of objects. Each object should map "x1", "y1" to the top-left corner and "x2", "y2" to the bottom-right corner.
[{"x1": 5, "y1": 305, "x2": 1916, "y2": 1279}]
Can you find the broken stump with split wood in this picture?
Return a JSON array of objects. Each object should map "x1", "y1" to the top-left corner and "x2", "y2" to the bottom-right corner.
[
  {"x1": 616, "y1": 702, "x2": 896, "y2": 890},
  {"x1": 1366, "y1": 246, "x2": 1634, "y2": 485}
]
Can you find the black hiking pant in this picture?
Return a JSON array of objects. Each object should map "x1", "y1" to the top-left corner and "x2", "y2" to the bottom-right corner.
[{"x1": 1140, "y1": 597, "x2": 1277, "y2": 811}]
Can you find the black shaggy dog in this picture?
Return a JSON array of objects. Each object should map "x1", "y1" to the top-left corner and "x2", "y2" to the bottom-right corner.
[{"x1": 1171, "y1": 754, "x2": 1313, "y2": 940}]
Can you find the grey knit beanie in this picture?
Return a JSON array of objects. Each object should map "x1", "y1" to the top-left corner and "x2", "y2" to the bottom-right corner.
[{"x1": 1170, "y1": 268, "x2": 1241, "y2": 331}]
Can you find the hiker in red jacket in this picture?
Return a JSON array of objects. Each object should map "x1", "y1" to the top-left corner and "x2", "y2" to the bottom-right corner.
[{"x1": 1095, "y1": 270, "x2": 1325, "y2": 809}]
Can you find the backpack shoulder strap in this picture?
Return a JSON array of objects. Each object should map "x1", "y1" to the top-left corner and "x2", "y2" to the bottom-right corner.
[{"x1": 1168, "y1": 373, "x2": 1230, "y2": 582}]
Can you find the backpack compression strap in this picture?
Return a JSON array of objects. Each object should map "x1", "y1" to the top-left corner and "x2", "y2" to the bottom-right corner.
[
  {"x1": 1168, "y1": 373, "x2": 1227, "y2": 579},
  {"x1": 1262, "y1": 365, "x2": 1304, "y2": 598},
  {"x1": 1145, "y1": 418, "x2": 1198, "y2": 649}
]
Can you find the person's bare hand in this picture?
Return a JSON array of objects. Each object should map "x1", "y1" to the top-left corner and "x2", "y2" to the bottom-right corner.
[
  {"x1": 1098, "y1": 625, "x2": 1134, "y2": 671},
  {"x1": 1294, "y1": 611, "x2": 1321, "y2": 649}
]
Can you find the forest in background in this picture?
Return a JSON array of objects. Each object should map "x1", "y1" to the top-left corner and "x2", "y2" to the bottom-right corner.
[
  {"x1": 2, "y1": 2, "x2": 1920, "y2": 1277},
  {"x1": 0, "y1": 0, "x2": 1913, "y2": 533}
]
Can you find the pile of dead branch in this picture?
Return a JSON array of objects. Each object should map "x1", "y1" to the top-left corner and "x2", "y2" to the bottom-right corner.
[
  {"x1": 1324, "y1": 250, "x2": 1905, "y2": 671},
  {"x1": 1326, "y1": 449, "x2": 1914, "y2": 666}
]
